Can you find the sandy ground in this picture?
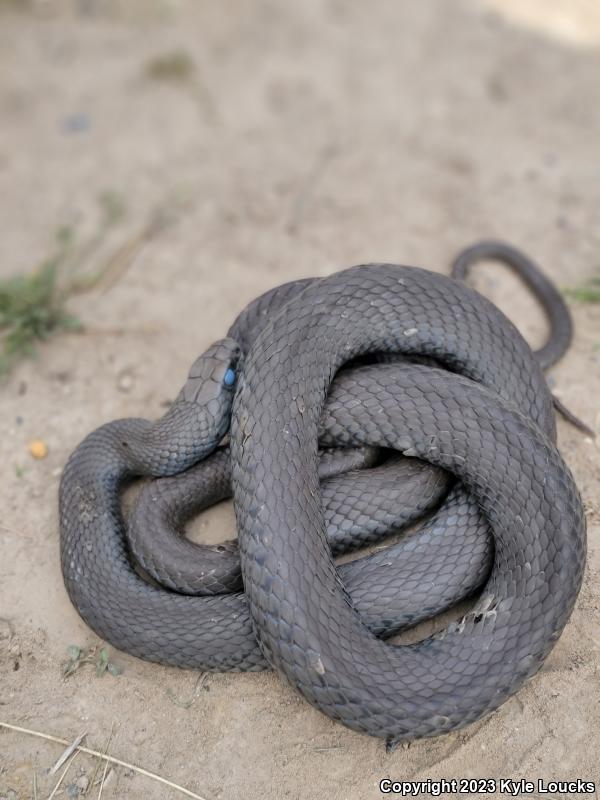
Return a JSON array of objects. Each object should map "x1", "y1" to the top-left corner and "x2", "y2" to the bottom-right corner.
[{"x1": 1, "y1": 1, "x2": 599, "y2": 798}]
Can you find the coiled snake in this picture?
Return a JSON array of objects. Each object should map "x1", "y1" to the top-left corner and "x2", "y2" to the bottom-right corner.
[{"x1": 59, "y1": 243, "x2": 587, "y2": 747}]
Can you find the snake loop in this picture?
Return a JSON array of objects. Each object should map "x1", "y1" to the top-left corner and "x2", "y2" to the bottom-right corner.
[{"x1": 59, "y1": 253, "x2": 586, "y2": 744}]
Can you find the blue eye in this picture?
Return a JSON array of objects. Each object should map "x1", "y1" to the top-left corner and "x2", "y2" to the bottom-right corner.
[{"x1": 223, "y1": 368, "x2": 236, "y2": 387}]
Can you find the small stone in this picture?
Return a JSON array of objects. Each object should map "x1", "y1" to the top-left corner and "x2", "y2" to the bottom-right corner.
[
  {"x1": 28, "y1": 439, "x2": 48, "y2": 459},
  {"x1": 117, "y1": 368, "x2": 135, "y2": 393}
]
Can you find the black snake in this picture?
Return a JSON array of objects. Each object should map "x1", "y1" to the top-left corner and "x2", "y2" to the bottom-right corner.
[{"x1": 59, "y1": 242, "x2": 587, "y2": 747}]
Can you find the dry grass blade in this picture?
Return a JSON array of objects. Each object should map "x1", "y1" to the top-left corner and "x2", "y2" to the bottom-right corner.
[
  {"x1": 96, "y1": 722, "x2": 115, "y2": 800},
  {"x1": 0, "y1": 722, "x2": 209, "y2": 800},
  {"x1": 101, "y1": 214, "x2": 168, "y2": 294},
  {"x1": 49, "y1": 731, "x2": 86, "y2": 774},
  {"x1": 86, "y1": 722, "x2": 115, "y2": 797},
  {"x1": 68, "y1": 213, "x2": 168, "y2": 298},
  {"x1": 48, "y1": 751, "x2": 79, "y2": 800},
  {"x1": 98, "y1": 758, "x2": 111, "y2": 800}
]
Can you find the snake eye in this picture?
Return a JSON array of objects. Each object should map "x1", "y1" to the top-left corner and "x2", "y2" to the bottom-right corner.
[{"x1": 223, "y1": 367, "x2": 236, "y2": 387}]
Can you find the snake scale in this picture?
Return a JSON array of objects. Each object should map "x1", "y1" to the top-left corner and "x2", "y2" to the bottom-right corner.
[{"x1": 59, "y1": 242, "x2": 586, "y2": 747}]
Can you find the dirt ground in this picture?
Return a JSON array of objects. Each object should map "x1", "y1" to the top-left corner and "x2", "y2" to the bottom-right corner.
[{"x1": 1, "y1": 1, "x2": 599, "y2": 798}]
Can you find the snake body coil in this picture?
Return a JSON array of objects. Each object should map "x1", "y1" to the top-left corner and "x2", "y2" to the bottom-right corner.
[{"x1": 59, "y1": 253, "x2": 586, "y2": 745}]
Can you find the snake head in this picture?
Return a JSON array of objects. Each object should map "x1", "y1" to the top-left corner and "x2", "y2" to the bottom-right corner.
[
  {"x1": 113, "y1": 339, "x2": 243, "y2": 478},
  {"x1": 144, "y1": 337, "x2": 245, "y2": 469},
  {"x1": 180, "y1": 337, "x2": 243, "y2": 406}
]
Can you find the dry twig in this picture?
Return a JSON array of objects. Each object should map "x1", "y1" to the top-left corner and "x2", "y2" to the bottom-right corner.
[{"x1": 0, "y1": 722, "x2": 208, "y2": 800}]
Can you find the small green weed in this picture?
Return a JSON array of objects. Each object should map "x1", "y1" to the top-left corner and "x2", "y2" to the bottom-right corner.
[
  {"x1": 0, "y1": 242, "x2": 81, "y2": 376},
  {"x1": 0, "y1": 191, "x2": 132, "y2": 377},
  {"x1": 564, "y1": 277, "x2": 600, "y2": 303},
  {"x1": 63, "y1": 644, "x2": 123, "y2": 678}
]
